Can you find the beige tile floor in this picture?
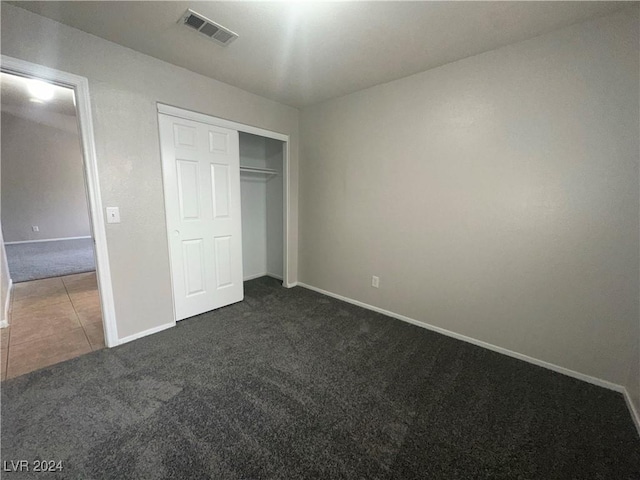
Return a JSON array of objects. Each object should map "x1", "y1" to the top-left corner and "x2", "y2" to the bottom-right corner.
[{"x1": 0, "y1": 272, "x2": 105, "y2": 381}]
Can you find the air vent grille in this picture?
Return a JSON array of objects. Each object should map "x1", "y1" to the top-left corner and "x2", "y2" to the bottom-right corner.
[
  {"x1": 212, "y1": 30, "x2": 234, "y2": 44},
  {"x1": 200, "y1": 23, "x2": 219, "y2": 37},
  {"x1": 179, "y1": 9, "x2": 238, "y2": 47},
  {"x1": 184, "y1": 14, "x2": 205, "y2": 30}
]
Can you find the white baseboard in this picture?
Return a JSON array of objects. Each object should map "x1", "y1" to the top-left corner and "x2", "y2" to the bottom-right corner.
[
  {"x1": 622, "y1": 388, "x2": 640, "y2": 437},
  {"x1": 244, "y1": 272, "x2": 267, "y2": 281},
  {"x1": 116, "y1": 322, "x2": 175, "y2": 346},
  {"x1": 5, "y1": 236, "x2": 92, "y2": 245},
  {"x1": 296, "y1": 282, "x2": 638, "y2": 429},
  {"x1": 243, "y1": 272, "x2": 284, "y2": 282},
  {"x1": 1, "y1": 279, "x2": 13, "y2": 328}
]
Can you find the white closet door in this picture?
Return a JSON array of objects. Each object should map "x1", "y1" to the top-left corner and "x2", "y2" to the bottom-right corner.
[{"x1": 159, "y1": 113, "x2": 243, "y2": 320}]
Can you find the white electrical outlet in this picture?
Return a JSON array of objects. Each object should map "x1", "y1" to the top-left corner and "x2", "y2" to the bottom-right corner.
[
  {"x1": 371, "y1": 275, "x2": 380, "y2": 288},
  {"x1": 32, "y1": 226, "x2": 39, "y2": 232}
]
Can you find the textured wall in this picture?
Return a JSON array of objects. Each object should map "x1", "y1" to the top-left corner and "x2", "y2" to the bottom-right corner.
[
  {"x1": 1, "y1": 112, "x2": 91, "y2": 242},
  {"x1": 300, "y1": 8, "x2": 640, "y2": 411},
  {"x1": 1, "y1": 4, "x2": 299, "y2": 339}
]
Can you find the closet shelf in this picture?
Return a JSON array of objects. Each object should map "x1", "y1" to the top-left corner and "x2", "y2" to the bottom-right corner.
[{"x1": 240, "y1": 166, "x2": 278, "y2": 176}]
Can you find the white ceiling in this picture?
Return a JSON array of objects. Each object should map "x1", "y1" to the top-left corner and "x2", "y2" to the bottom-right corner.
[{"x1": 11, "y1": 1, "x2": 629, "y2": 108}]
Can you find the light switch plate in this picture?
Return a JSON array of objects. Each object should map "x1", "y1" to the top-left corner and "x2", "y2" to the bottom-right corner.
[{"x1": 106, "y1": 207, "x2": 121, "y2": 224}]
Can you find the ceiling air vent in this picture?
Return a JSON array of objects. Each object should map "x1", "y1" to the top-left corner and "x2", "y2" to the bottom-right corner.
[{"x1": 179, "y1": 9, "x2": 238, "y2": 47}]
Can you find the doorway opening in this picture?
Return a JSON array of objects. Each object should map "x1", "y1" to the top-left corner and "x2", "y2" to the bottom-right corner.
[
  {"x1": 1, "y1": 71, "x2": 103, "y2": 378},
  {"x1": 0, "y1": 57, "x2": 117, "y2": 380}
]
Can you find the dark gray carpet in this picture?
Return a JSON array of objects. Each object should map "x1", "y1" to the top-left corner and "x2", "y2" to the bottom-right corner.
[
  {"x1": 2, "y1": 277, "x2": 639, "y2": 479},
  {"x1": 5, "y1": 238, "x2": 96, "y2": 283}
]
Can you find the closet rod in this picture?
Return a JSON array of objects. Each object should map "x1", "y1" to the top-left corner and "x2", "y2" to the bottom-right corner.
[{"x1": 239, "y1": 166, "x2": 278, "y2": 176}]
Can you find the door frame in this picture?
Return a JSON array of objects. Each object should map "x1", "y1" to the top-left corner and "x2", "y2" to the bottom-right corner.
[
  {"x1": 157, "y1": 103, "x2": 292, "y2": 297},
  {"x1": 1, "y1": 55, "x2": 119, "y2": 347}
]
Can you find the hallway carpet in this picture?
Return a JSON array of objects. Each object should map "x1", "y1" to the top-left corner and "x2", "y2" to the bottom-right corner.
[
  {"x1": 2, "y1": 277, "x2": 639, "y2": 479},
  {"x1": 5, "y1": 238, "x2": 96, "y2": 283}
]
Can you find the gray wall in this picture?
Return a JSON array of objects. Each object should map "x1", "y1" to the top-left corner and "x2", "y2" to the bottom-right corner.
[
  {"x1": 1, "y1": 4, "x2": 299, "y2": 339},
  {"x1": 299, "y1": 8, "x2": 640, "y2": 413},
  {"x1": 1, "y1": 112, "x2": 91, "y2": 242}
]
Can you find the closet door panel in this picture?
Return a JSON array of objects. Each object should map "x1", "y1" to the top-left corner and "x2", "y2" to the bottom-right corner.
[
  {"x1": 211, "y1": 163, "x2": 231, "y2": 218},
  {"x1": 159, "y1": 113, "x2": 244, "y2": 321}
]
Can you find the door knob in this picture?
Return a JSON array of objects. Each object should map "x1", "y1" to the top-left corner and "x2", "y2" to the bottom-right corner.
[{"x1": 174, "y1": 230, "x2": 180, "y2": 236}]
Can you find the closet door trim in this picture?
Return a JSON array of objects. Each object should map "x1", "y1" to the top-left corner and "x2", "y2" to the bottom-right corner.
[{"x1": 158, "y1": 104, "x2": 288, "y2": 142}]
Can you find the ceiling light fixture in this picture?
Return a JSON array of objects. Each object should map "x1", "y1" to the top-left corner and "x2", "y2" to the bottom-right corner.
[{"x1": 28, "y1": 79, "x2": 55, "y2": 101}]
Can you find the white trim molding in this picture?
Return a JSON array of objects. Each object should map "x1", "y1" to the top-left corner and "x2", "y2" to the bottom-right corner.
[
  {"x1": 244, "y1": 273, "x2": 268, "y2": 282},
  {"x1": 243, "y1": 273, "x2": 284, "y2": 282},
  {"x1": 157, "y1": 103, "x2": 289, "y2": 142},
  {"x1": 283, "y1": 139, "x2": 291, "y2": 286},
  {"x1": 297, "y1": 281, "x2": 640, "y2": 437},
  {"x1": 1, "y1": 55, "x2": 119, "y2": 348},
  {"x1": 117, "y1": 322, "x2": 175, "y2": 346},
  {"x1": 5, "y1": 236, "x2": 92, "y2": 245},
  {"x1": 1, "y1": 279, "x2": 13, "y2": 328}
]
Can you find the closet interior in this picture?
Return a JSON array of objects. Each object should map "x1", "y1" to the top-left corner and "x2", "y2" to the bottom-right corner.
[{"x1": 239, "y1": 132, "x2": 284, "y2": 282}]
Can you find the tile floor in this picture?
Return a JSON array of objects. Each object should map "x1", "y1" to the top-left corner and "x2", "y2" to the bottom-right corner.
[{"x1": 0, "y1": 272, "x2": 104, "y2": 381}]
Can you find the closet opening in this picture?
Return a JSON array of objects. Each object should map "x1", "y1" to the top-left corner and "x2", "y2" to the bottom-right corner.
[{"x1": 239, "y1": 132, "x2": 285, "y2": 284}]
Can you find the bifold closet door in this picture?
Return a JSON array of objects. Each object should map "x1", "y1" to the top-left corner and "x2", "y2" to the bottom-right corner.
[{"x1": 158, "y1": 114, "x2": 244, "y2": 321}]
